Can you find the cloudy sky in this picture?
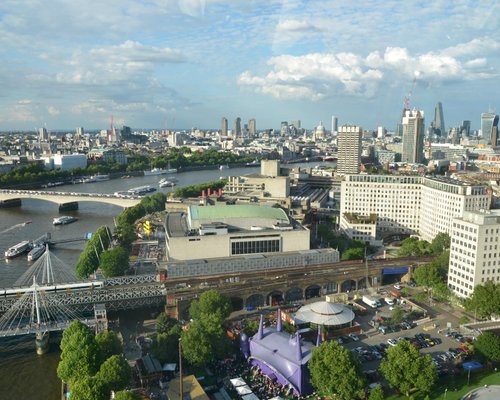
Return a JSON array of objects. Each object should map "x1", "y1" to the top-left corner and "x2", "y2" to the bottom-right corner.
[{"x1": 0, "y1": 0, "x2": 499, "y2": 132}]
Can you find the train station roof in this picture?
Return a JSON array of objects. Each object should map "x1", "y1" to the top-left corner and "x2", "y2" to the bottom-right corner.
[{"x1": 293, "y1": 301, "x2": 355, "y2": 326}]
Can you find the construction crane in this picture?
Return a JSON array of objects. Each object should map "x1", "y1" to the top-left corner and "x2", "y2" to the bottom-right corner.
[{"x1": 404, "y1": 77, "x2": 417, "y2": 111}]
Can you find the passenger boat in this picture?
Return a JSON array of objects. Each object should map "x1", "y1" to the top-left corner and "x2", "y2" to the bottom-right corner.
[
  {"x1": 27, "y1": 245, "x2": 46, "y2": 262},
  {"x1": 159, "y1": 178, "x2": 176, "y2": 188},
  {"x1": 144, "y1": 167, "x2": 178, "y2": 176},
  {"x1": 53, "y1": 216, "x2": 78, "y2": 225},
  {"x1": 219, "y1": 165, "x2": 229, "y2": 170},
  {"x1": 5, "y1": 241, "x2": 31, "y2": 259},
  {"x1": 127, "y1": 186, "x2": 156, "y2": 196}
]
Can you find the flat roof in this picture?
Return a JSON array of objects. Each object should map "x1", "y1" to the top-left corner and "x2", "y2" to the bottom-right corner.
[{"x1": 189, "y1": 204, "x2": 289, "y2": 223}]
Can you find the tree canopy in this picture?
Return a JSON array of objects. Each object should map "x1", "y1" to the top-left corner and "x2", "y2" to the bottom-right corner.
[
  {"x1": 368, "y1": 385, "x2": 385, "y2": 400},
  {"x1": 465, "y1": 281, "x2": 500, "y2": 319},
  {"x1": 114, "y1": 391, "x2": 142, "y2": 400},
  {"x1": 189, "y1": 289, "x2": 232, "y2": 322},
  {"x1": 379, "y1": 340, "x2": 437, "y2": 397},
  {"x1": 99, "y1": 247, "x2": 129, "y2": 277},
  {"x1": 96, "y1": 355, "x2": 131, "y2": 394},
  {"x1": 309, "y1": 340, "x2": 366, "y2": 400},
  {"x1": 95, "y1": 331, "x2": 123, "y2": 362},
  {"x1": 156, "y1": 313, "x2": 180, "y2": 334},
  {"x1": 474, "y1": 332, "x2": 500, "y2": 362}
]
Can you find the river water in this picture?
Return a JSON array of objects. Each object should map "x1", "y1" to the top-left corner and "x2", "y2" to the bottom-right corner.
[{"x1": 0, "y1": 162, "x2": 329, "y2": 399}]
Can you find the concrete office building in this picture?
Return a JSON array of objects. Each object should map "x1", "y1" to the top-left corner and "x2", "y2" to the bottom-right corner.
[
  {"x1": 448, "y1": 210, "x2": 500, "y2": 298},
  {"x1": 234, "y1": 117, "x2": 242, "y2": 137},
  {"x1": 337, "y1": 125, "x2": 362, "y2": 174},
  {"x1": 331, "y1": 116, "x2": 338, "y2": 134},
  {"x1": 165, "y1": 204, "x2": 310, "y2": 262},
  {"x1": 248, "y1": 118, "x2": 256, "y2": 137},
  {"x1": 480, "y1": 112, "x2": 499, "y2": 145},
  {"x1": 340, "y1": 175, "x2": 491, "y2": 244},
  {"x1": 402, "y1": 109, "x2": 425, "y2": 164},
  {"x1": 221, "y1": 117, "x2": 228, "y2": 136}
]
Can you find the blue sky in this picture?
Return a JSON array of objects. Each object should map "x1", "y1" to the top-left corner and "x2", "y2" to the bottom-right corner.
[{"x1": 0, "y1": 0, "x2": 499, "y2": 132}]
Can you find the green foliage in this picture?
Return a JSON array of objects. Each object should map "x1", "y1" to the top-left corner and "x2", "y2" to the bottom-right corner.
[
  {"x1": 379, "y1": 340, "x2": 437, "y2": 397},
  {"x1": 114, "y1": 391, "x2": 142, "y2": 400},
  {"x1": 243, "y1": 320, "x2": 260, "y2": 336},
  {"x1": 390, "y1": 306, "x2": 404, "y2": 325},
  {"x1": 368, "y1": 384, "x2": 385, "y2": 400},
  {"x1": 189, "y1": 289, "x2": 232, "y2": 323},
  {"x1": 156, "y1": 313, "x2": 179, "y2": 334},
  {"x1": 465, "y1": 281, "x2": 500, "y2": 319},
  {"x1": 397, "y1": 237, "x2": 432, "y2": 257},
  {"x1": 173, "y1": 179, "x2": 226, "y2": 199},
  {"x1": 76, "y1": 226, "x2": 111, "y2": 278},
  {"x1": 69, "y1": 376, "x2": 107, "y2": 400},
  {"x1": 95, "y1": 355, "x2": 131, "y2": 394},
  {"x1": 474, "y1": 332, "x2": 500, "y2": 362},
  {"x1": 57, "y1": 321, "x2": 101, "y2": 385},
  {"x1": 459, "y1": 315, "x2": 470, "y2": 325},
  {"x1": 415, "y1": 292, "x2": 428, "y2": 303},
  {"x1": 430, "y1": 233, "x2": 450, "y2": 254},
  {"x1": 152, "y1": 325, "x2": 182, "y2": 364},
  {"x1": 431, "y1": 282, "x2": 451, "y2": 303},
  {"x1": 413, "y1": 263, "x2": 444, "y2": 288},
  {"x1": 341, "y1": 247, "x2": 365, "y2": 260},
  {"x1": 99, "y1": 247, "x2": 129, "y2": 277},
  {"x1": 317, "y1": 225, "x2": 364, "y2": 254},
  {"x1": 95, "y1": 331, "x2": 123, "y2": 362},
  {"x1": 309, "y1": 340, "x2": 366, "y2": 400}
]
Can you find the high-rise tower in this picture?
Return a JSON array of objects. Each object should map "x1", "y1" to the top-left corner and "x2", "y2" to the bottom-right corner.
[
  {"x1": 337, "y1": 125, "x2": 362, "y2": 174},
  {"x1": 432, "y1": 102, "x2": 445, "y2": 136},
  {"x1": 221, "y1": 117, "x2": 228, "y2": 136},
  {"x1": 234, "y1": 117, "x2": 241, "y2": 137},
  {"x1": 331, "y1": 116, "x2": 338, "y2": 134},
  {"x1": 480, "y1": 112, "x2": 499, "y2": 145},
  {"x1": 248, "y1": 118, "x2": 256, "y2": 137},
  {"x1": 401, "y1": 109, "x2": 425, "y2": 164}
]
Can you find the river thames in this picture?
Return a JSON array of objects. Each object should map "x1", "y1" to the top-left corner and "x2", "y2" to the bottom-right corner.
[{"x1": 0, "y1": 162, "x2": 328, "y2": 399}]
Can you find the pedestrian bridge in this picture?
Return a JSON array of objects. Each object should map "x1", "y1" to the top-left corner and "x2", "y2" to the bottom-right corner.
[{"x1": 0, "y1": 189, "x2": 141, "y2": 208}]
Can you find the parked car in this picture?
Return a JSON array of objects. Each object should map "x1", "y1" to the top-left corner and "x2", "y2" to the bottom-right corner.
[
  {"x1": 387, "y1": 338, "x2": 397, "y2": 346},
  {"x1": 349, "y1": 333, "x2": 360, "y2": 341}
]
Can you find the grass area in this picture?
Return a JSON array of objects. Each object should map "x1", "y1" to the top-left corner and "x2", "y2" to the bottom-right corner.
[{"x1": 386, "y1": 369, "x2": 500, "y2": 399}]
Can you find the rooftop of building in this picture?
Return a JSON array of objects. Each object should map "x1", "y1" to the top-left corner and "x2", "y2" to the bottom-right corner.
[
  {"x1": 343, "y1": 212, "x2": 377, "y2": 224},
  {"x1": 189, "y1": 204, "x2": 289, "y2": 224},
  {"x1": 293, "y1": 300, "x2": 355, "y2": 326}
]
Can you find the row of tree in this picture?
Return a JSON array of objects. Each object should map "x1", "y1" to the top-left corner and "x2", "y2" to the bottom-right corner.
[
  {"x1": 309, "y1": 339, "x2": 437, "y2": 399},
  {"x1": 76, "y1": 192, "x2": 167, "y2": 278},
  {"x1": 57, "y1": 321, "x2": 137, "y2": 400}
]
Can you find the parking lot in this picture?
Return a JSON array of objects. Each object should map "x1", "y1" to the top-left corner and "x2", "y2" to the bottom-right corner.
[{"x1": 338, "y1": 297, "x2": 474, "y2": 378}]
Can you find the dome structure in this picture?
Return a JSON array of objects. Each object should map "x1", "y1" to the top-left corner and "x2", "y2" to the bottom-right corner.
[{"x1": 293, "y1": 301, "x2": 355, "y2": 326}]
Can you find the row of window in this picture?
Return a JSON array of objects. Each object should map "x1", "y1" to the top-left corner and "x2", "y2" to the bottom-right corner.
[{"x1": 231, "y1": 239, "x2": 280, "y2": 255}]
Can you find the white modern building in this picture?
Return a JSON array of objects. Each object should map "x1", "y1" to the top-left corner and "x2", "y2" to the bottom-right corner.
[
  {"x1": 337, "y1": 125, "x2": 362, "y2": 175},
  {"x1": 340, "y1": 175, "x2": 491, "y2": 244},
  {"x1": 52, "y1": 154, "x2": 87, "y2": 170},
  {"x1": 448, "y1": 210, "x2": 500, "y2": 298}
]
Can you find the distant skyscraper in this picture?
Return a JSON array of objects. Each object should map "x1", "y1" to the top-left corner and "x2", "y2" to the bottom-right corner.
[
  {"x1": 248, "y1": 118, "x2": 256, "y2": 137},
  {"x1": 432, "y1": 102, "x2": 445, "y2": 136},
  {"x1": 76, "y1": 127, "x2": 84, "y2": 137},
  {"x1": 480, "y1": 112, "x2": 499, "y2": 145},
  {"x1": 38, "y1": 127, "x2": 49, "y2": 142},
  {"x1": 401, "y1": 109, "x2": 425, "y2": 164},
  {"x1": 221, "y1": 117, "x2": 228, "y2": 136},
  {"x1": 337, "y1": 125, "x2": 362, "y2": 174},
  {"x1": 234, "y1": 117, "x2": 241, "y2": 137},
  {"x1": 331, "y1": 116, "x2": 338, "y2": 134},
  {"x1": 280, "y1": 121, "x2": 289, "y2": 136},
  {"x1": 460, "y1": 120, "x2": 471, "y2": 137}
]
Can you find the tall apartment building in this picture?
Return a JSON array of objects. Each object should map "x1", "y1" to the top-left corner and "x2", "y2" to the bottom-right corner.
[
  {"x1": 337, "y1": 125, "x2": 362, "y2": 174},
  {"x1": 248, "y1": 118, "x2": 256, "y2": 137},
  {"x1": 448, "y1": 210, "x2": 500, "y2": 298},
  {"x1": 234, "y1": 117, "x2": 242, "y2": 137},
  {"x1": 402, "y1": 109, "x2": 425, "y2": 163},
  {"x1": 221, "y1": 117, "x2": 228, "y2": 136},
  {"x1": 38, "y1": 127, "x2": 49, "y2": 142},
  {"x1": 340, "y1": 175, "x2": 491, "y2": 244},
  {"x1": 331, "y1": 116, "x2": 338, "y2": 134}
]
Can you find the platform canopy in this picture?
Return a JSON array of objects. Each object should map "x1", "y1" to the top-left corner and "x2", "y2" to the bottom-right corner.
[{"x1": 294, "y1": 301, "x2": 355, "y2": 326}]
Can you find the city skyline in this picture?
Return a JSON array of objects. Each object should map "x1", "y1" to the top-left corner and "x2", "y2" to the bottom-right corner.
[{"x1": 0, "y1": 1, "x2": 499, "y2": 131}]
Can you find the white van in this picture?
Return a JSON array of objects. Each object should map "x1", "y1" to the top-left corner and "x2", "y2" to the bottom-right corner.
[{"x1": 384, "y1": 297, "x2": 394, "y2": 305}]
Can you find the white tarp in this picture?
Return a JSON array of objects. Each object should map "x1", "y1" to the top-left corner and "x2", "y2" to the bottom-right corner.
[
  {"x1": 235, "y1": 385, "x2": 252, "y2": 395},
  {"x1": 230, "y1": 377, "x2": 247, "y2": 387}
]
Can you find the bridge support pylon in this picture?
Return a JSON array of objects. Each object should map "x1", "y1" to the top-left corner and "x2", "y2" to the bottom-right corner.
[{"x1": 35, "y1": 331, "x2": 50, "y2": 355}]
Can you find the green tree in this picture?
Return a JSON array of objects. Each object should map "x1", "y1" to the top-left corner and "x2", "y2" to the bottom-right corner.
[
  {"x1": 96, "y1": 331, "x2": 123, "y2": 362},
  {"x1": 99, "y1": 247, "x2": 129, "y2": 277},
  {"x1": 156, "y1": 313, "x2": 179, "y2": 334},
  {"x1": 413, "y1": 264, "x2": 443, "y2": 288},
  {"x1": 57, "y1": 321, "x2": 101, "y2": 385},
  {"x1": 341, "y1": 247, "x2": 365, "y2": 260},
  {"x1": 309, "y1": 340, "x2": 366, "y2": 400},
  {"x1": 380, "y1": 340, "x2": 437, "y2": 397},
  {"x1": 95, "y1": 355, "x2": 131, "y2": 394},
  {"x1": 390, "y1": 306, "x2": 404, "y2": 325},
  {"x1": 243, "y1": 320, "x2": 260, "y2": 336},
  {"x1": 369, "y1": 384, "x2": 385, "y2": 400},
  {"x1": 397, "y1": 237, "x2": 431, "y2": 257},
  {"x1": 431, "y1": 282, "x2": 450, "y2": 303},
  {"x1": 114, "y1": 391, "x2": 142, "y2": 400},
  {"x1": 69, "y1": 376, "x2": 107, "y2": 400},
  {"x1": 415, "y1": 292, "x2": 427, "y2": 303},
  {"x1": 466, "y1": 281, "x2": 500, "y2": 319},
  {"x1": 152, "y1": 325, "x2": 182, "y2": 364},
  {"x1": 189, "y1": 290, "x2": 232, "y2": 322},
  {"x1": 430, "y1": 233, "x2": 450, "y2": 254},
  {"x1": 474, "y1": 332, "x2": 500, "y2": 362}
]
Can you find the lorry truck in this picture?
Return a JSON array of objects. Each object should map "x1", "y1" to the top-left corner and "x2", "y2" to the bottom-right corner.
[{"x1": 362, "y1": 295, "x2": 379, "y2": 308}]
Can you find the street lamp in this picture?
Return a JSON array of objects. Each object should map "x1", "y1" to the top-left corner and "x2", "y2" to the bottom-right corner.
[
  {"x1": 179, "y1": 338, "x2": 183, "y2": 400},
  {"x1": 443, "y1": 388, "x2": 448, "y2": 399}
]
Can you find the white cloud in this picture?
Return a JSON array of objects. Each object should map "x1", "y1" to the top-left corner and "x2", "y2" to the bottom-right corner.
[
  {"x1": 47, "y1": 105, "x2": 60, "y2": 115},
  {"x1": 239, "y1": 38, "x2": 499, "y2": 101}
]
